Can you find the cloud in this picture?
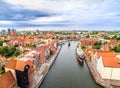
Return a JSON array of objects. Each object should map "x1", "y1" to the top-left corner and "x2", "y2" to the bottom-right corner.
[
  {"x1": 1, "y1": 0, "x2": 120, "y2": 29},
  {"x1": 32, "y1": 16, "x2": 64, "y2": 23},
  {"x1": 0, "y1": 21, "x2": 14, "y2": 24},
  {"x1": 2, "y1": 0, "x2": 103, "y2": 12},
  {"x1": 0, "y1": 0, "x2": 55, "y2": 21}
]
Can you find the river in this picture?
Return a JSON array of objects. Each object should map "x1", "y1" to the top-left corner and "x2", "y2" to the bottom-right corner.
[{"x1": 39, "y1": 41, "x2": 101, "y2": 88}]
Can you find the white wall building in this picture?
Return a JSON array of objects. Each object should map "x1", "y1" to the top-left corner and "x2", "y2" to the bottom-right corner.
[{"x1": 94, "y1": 52, "x2": 120, "y2": 80}]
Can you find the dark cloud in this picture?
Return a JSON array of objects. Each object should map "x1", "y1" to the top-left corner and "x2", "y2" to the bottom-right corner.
[{"x1": 0, "y1": 1, "x2": 54, "y2": 21}]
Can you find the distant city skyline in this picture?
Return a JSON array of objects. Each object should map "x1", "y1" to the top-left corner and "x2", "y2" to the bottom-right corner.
[
  {"x1": 0, "y1": 0, "x2": 120, "y2": 30},
  {"x1": 0, "y1": 27, "x2": 119, "y2": 32}
]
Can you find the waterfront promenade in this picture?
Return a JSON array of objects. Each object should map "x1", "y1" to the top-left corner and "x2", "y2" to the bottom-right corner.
[{"x1": 32, "y1": 46, "x2": 62, "y2": 88}]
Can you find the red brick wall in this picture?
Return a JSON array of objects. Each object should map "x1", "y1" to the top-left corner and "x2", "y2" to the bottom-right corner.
[{"x1": 40, "y1": 51, "x2": 45, "y2": 64}]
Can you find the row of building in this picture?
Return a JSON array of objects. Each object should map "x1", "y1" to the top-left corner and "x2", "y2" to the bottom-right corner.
[
  {"x1": 0, "y1": 35, "x2": 59, "y2": 88},
  {"x1": 0, "y1": 28, "x2": 16, "y2": 35},
  {"x1": 85, "y1": 47, "x2": 120, "y2": 80},
  {"x1": 79, "y1": 38, "x2": 120, "y2": 86}
]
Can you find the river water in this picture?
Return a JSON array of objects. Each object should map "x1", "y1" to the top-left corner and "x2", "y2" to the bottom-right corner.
[{"x1": 39, "y1": 41, "x2": 101, "y2": 88}]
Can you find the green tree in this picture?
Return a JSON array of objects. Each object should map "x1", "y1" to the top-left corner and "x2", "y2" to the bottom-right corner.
[
  {"x1": 31, "y1": 44, "x2": 36, "y2": 48},
  {"x1": 116, "y1": 36, "x2": 120, "y2": 40},
  {"x1": 0, "y1": 41, "x2": 3, "y2": 46},
  {"x1": 3, "y1": 40, "x2": 10, "y2": 42},
  {"x1": 112, "y1": 35, "x2": 117, "y2": 40},
  {"x1": 6, "y1": 47, "x2": 16, "y2": 57},
  {"x1": 0, "y1": 46, "x2": 4, "y2": 56},
  {"x1": 0, "y1": 66, "x2": 5, "y2": 74},
  {"x1": 0, "y1": 46, "x2": 20, "y2": 58},
  {"x1": 13, "y1": 50, "x2": 20, "y2": 57},
  {"x1": 104, "y1": 36, "x2": 110, "y2": 40},
  {"x1": 92, "y1": 45, "x2": 100, "y2": 49},
  {"x1": 112, "y1": 45, "x2": 120, "y2": 52},
  {"x1": 14, "y1": 44, "x2": 18, "y2": 47},
  {"x1": 94, "y1": 41, "x2": 102, "y2": 45},
  {"x1": 81, "y1": 46, "x2": 86, "y2": 50},
  {"x1": 86, "y1": 35, "x2": 90, "y2": 38}
]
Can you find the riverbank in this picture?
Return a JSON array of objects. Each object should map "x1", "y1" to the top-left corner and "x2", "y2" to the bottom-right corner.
[
  {"x1": 75, "y1": 46, "x2": 110, "y2": 88},
  {"x1": 84, "y1": 57, "x2": 110, "y2": 88},
  {"x1": 85, "y1": 57, "x2": 120, "y2": 88},
  {"x1": 32, "y1": 46, "x2": 62, "y2": 88},
  {"x1": 40, "y1": 41, "x2": 101, "y2": 88},
  {"x1": 76, "y1": 47, "x2": 106, "y2": 87},
  {"x1": 83, "y1": 48, "x2": 120, "y2": 88}
]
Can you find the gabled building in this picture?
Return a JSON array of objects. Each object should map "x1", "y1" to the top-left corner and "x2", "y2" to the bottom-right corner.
[
  {"x1": 5, "y1": 59, "x2": 34, "y2": 88},
  {"x1": 5, "y1": 59, "x2": 17, "y2": 79},
  {"x1": 85, "y1": 47, "x2": 120, "y2": 81},
  {"x1": 80, "y1": 38, "x2": 98, "y2": 47},
  {"x1": 36, "y1": 45, "x2": 50, "y2": 64},
  {"x1": 0, "y1": 71, "x2": 18, "y2": 88},
  {"x1": 94, "y1": 51, "x2": 120, "y2": 80}
]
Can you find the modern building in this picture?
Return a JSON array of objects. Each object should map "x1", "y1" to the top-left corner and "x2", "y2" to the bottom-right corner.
[
  {"x1": 7, "y1": 28, "x2": 11, "y2": 34},
  {"x1": 12, "y1": 28, "x2": 16, "y2": 32},
  {"x1": 1, "y1": 29, "x2": 6, "y2": 34}
]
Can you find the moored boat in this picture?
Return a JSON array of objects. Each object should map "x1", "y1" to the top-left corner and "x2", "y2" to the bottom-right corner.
[{"x1": 76, "y1": 47, "x2": 85, "y2": 63}]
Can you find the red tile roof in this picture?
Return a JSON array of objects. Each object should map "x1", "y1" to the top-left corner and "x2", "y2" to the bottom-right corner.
[
  {"x1": 96, "y1": 51, "x2": 120, "y2": 68},
  {"x1": 11, "y1": 32, "x2": 16, "y2": 36},
  {"x1": 6, "y1": 59, "x2": 33, "y2": 72},
  {"x1": 0, "y1": 71, "x2": 16, "y2": 88},
  {"x1": 24, "y1": 38, "x2": 33, "y2": 43},
  {"x1": 102, "y1": 53, "x2": 120, "y2": 68},
  {"x1": 26, "y1": 60, "x2": 33, "y2": 67},
  {"x1": 15, "y1": 60, "x2": 28, "y2": 71},
  {"x1": 26, "y1": 55, "x2": 33, "y2": 58},
  {"x1": 109, "y1": 40, "x2": 120, "y2": 46},
  {"x1": 0, "y1": 57, "x2": 5, "y2": 62},
  {"x1": 5, "y1": 60, "x2": 17, "y2": 69}
]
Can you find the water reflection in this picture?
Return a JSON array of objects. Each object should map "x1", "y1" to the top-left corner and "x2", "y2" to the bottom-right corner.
[{"x1": 40, "y1": 41, "x2": 101, "y2": 88}]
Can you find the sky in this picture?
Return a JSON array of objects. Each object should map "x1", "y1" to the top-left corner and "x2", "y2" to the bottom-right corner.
[{"x1": 0, "y1": 0, "x2": 120, "y2": 30}]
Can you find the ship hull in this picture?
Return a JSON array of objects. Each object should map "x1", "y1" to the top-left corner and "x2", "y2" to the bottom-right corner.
[
  {"x1": 76, "y1": 47, "x2": 85, "y2": 63},
  {"x1": 76, "y1": 52, "x2": 83, "y2": 63}
]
